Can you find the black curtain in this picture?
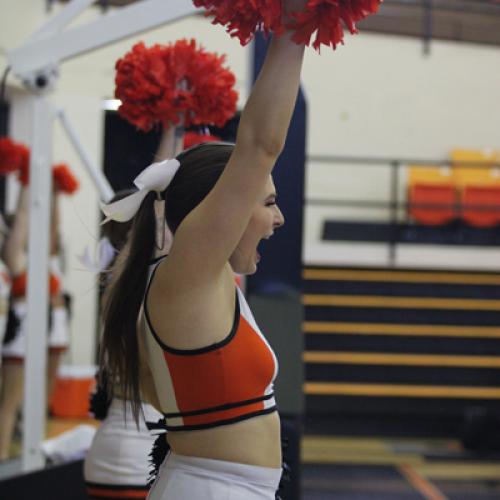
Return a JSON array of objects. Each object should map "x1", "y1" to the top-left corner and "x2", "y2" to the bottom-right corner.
[
  {"x1": 246, "y1": 35, "x2": 307, "y2": 295},
  {"x1": 0, "y1": 101, "x2": 9, "y2": 213},
  {"x1": 102, "y1": 110, "x2": 240, "y2": 192}
]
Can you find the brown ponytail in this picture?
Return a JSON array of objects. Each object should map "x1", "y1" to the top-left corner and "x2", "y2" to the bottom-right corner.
[
  {"x1": 98, "y1": 142, "x2": 235, "y2": 421},
  {"x1": 99, "y1": 191, "x2": 156, "y2": 420}
]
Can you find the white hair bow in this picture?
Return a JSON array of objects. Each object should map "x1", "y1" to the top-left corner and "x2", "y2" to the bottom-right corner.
[{"x1": 101, "y1": 158, "x2": 180, "y2": 223}]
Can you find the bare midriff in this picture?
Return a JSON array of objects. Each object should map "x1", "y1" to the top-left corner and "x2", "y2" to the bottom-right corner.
[
  {"x1": 140, "y1": 374, "x2": 282, "y2": 468},
  {"x1": 166, "y1": 410, "x2": 282, "y2": 468}
]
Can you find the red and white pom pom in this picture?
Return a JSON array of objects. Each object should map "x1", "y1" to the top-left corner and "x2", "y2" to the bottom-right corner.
[
  {"x1": 115, "y1": 39, "x2": 238, "y2": 132},
  {"x1": 288, "y1": 0, "x2": 382, "y2": 51},
  {"x1": 183, "y1": 131, "x2": 221, "y2": 149},
  {"x1": 115, "y1": 42, "x2": 180, "y2": 132},
  {"x1": 193, "y1": 0, "x2": 381, "y2": 51},
  {"x1": 53, "y1": 163, "x2": 79, "y2": 195},
  {"x1": 0, "y1": 137, "x2": 30, "y2": 177},
  {"x1": 193, "y1": 0, "x2": 283, "y2": 46},
  {"x1": 169, "y1": 39, "x2": 238, "y2": 128},
  {"x1": 18, "y1": 159, "x2": 30, "y2": 186}
]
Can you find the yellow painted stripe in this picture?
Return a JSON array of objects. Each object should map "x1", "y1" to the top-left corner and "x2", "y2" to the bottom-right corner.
[
  {"x1": 303, "y1": 321, "x2": 500, "y2": 338},
  {"x1": 302, "y1": 436, "x2": 500, "y2": 481},
  {"x1": 301, "y1": 449, "x2": 422, "y2": 466},
  {"x1": 415, "y1": 462, "x2": 500, "y2": 481},
  {"x1": 398, "y1": 464, "x2": 449, "y2": 500},
  {"x1": 301, "y1": 450, "x2": 422, "y2": 466},
  {"x1": 303, "y1": 435, "x2": 390, "y2": 453},
  {"x1": 303, "y1": 268, "x2": 500, "y2": 286},
  {"x1": 303, "y1": 294, "x2": 500, "y2": 311},
  {"x1": 303, "y1": 351, "x2": 500, "y2": 368},
  {"x1": 301, "y1": 436, "x2": 422, "y2": 465},
  {"x1": 305, "y1": 382, "x2": 500, "y2": 399}
]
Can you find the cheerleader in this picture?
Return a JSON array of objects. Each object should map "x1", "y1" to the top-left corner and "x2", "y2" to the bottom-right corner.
[
  {"x1": 99, "y1": 1, "x2": 307, "y2": 496},
  {"x1": 84, "y1": 123, "x2": 187, "y2": 498},
  {"x1": 84, "y1": 188, "x2": 163, "y2": 500},
  {"x1": 0, "y1": 184, "x2": 70, "y2": 460}
]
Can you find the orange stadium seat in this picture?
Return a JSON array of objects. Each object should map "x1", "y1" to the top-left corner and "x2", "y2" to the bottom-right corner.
[
  {"x1": 450, "y1": 149, "x2": 500, "y2": 226},
  {"x1": 461, "y1": 185, "x2": 500, "y2": 227},
  {"x1": 409, "y1": 182, "x2": 457, "y2": 225},
  {"x1": 407, "y1": 165, "x2": 456, "y2": 225}
]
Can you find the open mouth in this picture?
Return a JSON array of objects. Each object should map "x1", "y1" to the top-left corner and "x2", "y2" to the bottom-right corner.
[
  {"x1": 256, "y1": 241, "x2": 264, "y2": 262},
  {"x1": 256, "y1": 234, "x2": 273, "y2": 262}
]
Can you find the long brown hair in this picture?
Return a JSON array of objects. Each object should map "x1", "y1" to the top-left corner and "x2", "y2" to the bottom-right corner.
[
  {"x1": 101, "y1": 189, "x2": 136, "y2": 253},
  {"x1": 99, "y1": 142, "x2": 234, "y2": 419}
]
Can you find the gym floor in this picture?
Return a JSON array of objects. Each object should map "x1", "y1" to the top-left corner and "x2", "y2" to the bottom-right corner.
[
  {"x1": 2, "y1": 418, "x2": 500, "y2": 499},
  {"x1": 302, "y1": 435, "x2": 500, "y2": 499}
]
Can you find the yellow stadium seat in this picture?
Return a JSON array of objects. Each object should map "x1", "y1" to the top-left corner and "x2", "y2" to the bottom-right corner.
[
  {"x1": 408, "y1": 165, "x2": 452, "y2": 186},
  {"x1": 450, "y1": 149, "x2": 500, "y2": 188},
  {"x1": 450, "y1": 149, "x2": 496, "y2": 165}
]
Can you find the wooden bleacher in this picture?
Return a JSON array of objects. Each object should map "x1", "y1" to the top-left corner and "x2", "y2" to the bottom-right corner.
[{"x1": 302, "y1": 266, "x2": 500, "y2": 437}]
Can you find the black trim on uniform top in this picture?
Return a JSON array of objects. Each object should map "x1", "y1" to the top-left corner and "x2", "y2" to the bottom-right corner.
[
  {"x1": 165, "y1": 406, "x2": 279, "y2": 432},
  {"x1": 144, "y1": 260, "x2": 241, "y2": 355},
  {"x1": 148, "y1": 254, "x2": 168, "y2": 266},
  {"x1": 163, "y1": 393, "x2": 275, "y2": 418}
]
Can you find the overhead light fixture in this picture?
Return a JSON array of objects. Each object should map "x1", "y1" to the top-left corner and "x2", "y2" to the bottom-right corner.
[{"x1": 103, "y1": 99, "x2": 121, "y2": 110}]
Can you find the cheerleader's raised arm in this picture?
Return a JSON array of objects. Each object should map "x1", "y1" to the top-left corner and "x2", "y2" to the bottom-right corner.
[{"x1": 163, "y1": 2, "x2": 307, "y2": 286}]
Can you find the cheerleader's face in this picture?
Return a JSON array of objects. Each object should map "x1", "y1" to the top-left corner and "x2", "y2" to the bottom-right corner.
[{"x1": 229, "y1": 176, "x2": 284, "y2": 275}]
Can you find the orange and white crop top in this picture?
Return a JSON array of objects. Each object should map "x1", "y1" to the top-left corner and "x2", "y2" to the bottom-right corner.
[{"x1": 141, "y1": 257, "x2": 279, "y2": 431}]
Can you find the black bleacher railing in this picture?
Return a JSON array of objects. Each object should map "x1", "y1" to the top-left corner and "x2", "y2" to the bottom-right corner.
[{"x1": 307, "y1": 154, "x2": 500, "y2": 265}]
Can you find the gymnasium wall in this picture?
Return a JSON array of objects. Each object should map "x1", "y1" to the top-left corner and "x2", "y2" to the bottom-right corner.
[
  {"x1": 0, "y1": 1, "x2": 250, "y2": 366},
  {"x1": 1, "y1": 0, "x2": 500, "y2": 365},
  {"x1": 303, "y1": 36, "x2": 500, "y2": 267}
]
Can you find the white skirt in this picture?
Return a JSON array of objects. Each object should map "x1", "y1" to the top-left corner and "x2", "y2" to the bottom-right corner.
[
  {"x1": 49, "y1": 305, "x2": 70, "y2": 350},
  {"x1": 2, "y1": 301, "x2": 29, "y2": 360},
  {"x1": 148, "y1": 452, "x2": 282, "y2": 500},
  {"x1": 2, "y1": 302, "x2": 70, "y2": 360},
  {"x1": 84, "y1": 398, "x2": 162, "y2": 490}
]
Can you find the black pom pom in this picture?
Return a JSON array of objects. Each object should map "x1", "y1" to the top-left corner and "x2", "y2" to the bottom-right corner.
[
  {"x1": 89, "y1": 383, "x2": 111, "y2": 420},
  {"x1": 276, "y1": 435, "x2": 292, "y2": 499},
  {"x1": 3, "y1": 306, "x2": 20, "y2": 345},
  {"x1": 146, "y1": 418, "x2": 169, "y2": 488},
  {"x1": 88, "y1": 370, "x2": 111, "y2": 420}
]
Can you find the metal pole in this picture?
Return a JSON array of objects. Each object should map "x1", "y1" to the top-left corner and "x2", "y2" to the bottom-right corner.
[
  {"x1": 423, "y1": 0, "x2": 433, "y2": 55},
  {"x1": 389, "y1": 161, "x2": 400, "y2": 267},
  {"x1": 9, "y1": 0, "x2": 198, "y2": 78},
  {"x1": 35, "y1": 0, "x2": 95, "y2": 43},
  {"x1": 22, "y1": 95, "x2": 53, "y2": 472},
  {"x1": 57, "y1": 109, "x2": 114, "y2": 202}
]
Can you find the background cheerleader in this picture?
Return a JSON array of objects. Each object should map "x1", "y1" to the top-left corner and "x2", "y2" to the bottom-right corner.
[
  {"x1": 98, "y1": 0, "x2": 310, "y2": 497},
  {"x1": 0, "y1": 157, "x2": 77, "y2": 460},
  {"x1": 85, "y1": 66, "x2": 224, "y2": 495},
  {"x1": 84, "y1": 186, "x2": 162, "y2": 500}
]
